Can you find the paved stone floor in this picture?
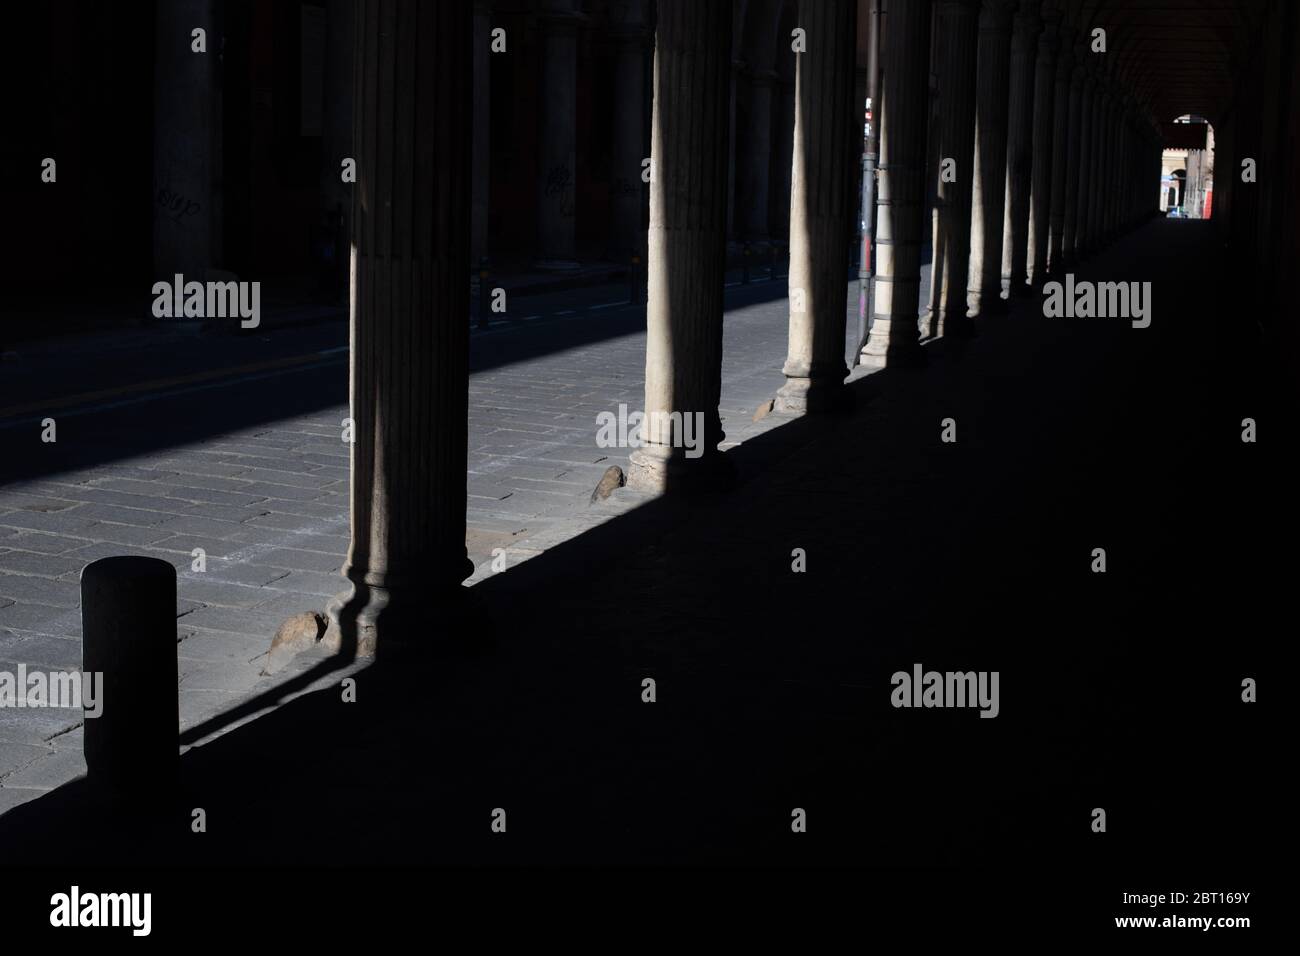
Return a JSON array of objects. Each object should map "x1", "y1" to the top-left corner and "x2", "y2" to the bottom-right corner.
[{"x1": 0, "y1": 266, "x2": 879, "y2": 811}]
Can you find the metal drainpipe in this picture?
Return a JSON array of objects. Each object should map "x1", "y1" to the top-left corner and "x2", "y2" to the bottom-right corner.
[{"x1": 854, "y1": 1, "x2": 881, "y2": 365}]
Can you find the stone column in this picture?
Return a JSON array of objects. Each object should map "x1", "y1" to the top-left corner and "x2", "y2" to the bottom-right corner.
[
  {"x1": 1046, "y1": 30, "x2": 1072, "y2": 272},
  {"x1": 859, "y1": 0, "x2": 934, "y2": 366},
  {"x1": 965, "y1": 0, "x2": 1013, "y2": 319},
  {"x1": 609, "y1": 0, "x2": 649, "y2": 258},
  {"x1": 153, "y1": 0, "x2": 222, "y2": 281},
  {"x1": 925, "y1": 0, "x2": 981, "y2": 337},
  {"x1": 325, "y1": 0, "x2": 472, "y2": 655},
  {"x1": 1025, "y1": 12, "x2": 1057, "y2": 286},
  {"x1": 627, "y1": 0, "x2": 732, "y2": 492},
  {"x1": 471, "y1": 1, "x2": 491, "y2": 265},
  {"x1": 1060, "y1": 59, "x2": 1084, "y2": 261},
  {"x1": 775, "y1": 0, "x2": 857, "y2": 410},
  {"x1": 999, "y1": 1, "x2": 1039, "y2": 299},
  {"x1": 535, "y1": 0, "x2": 581, "y2": 269}
]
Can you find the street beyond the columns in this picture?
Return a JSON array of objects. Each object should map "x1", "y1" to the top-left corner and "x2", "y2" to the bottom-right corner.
[{"x1": 0, "y1": 219, "x2": 1272, "y2": 873}]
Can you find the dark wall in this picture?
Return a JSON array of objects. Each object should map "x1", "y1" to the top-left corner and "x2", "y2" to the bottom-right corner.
[{"x1": 0, "y1": 1, "x2": 154, "y2": 309}]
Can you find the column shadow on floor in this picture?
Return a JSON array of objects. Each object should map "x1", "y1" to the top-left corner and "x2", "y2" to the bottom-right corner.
[{"x1": 0, "y1": 219, "x2": 1277, "y2": 869}]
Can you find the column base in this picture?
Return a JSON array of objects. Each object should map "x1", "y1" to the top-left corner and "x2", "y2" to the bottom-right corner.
[
  {"x1": 322, "y1": 559, "x2": 476, "y2": 659},
  {"x1": 859, "y1": 317, "x2": 925, "y2": 369},
  {"x1": 626, "y1": 442, "x2": 734, "y2": 495},
  {"x1": 967, "y1": 290, "x2": 1010, "y2": 319},
  {"x1": 922, "y1": 304, "x2": 970, "y2": 340},
  {"x1": 773, "y1": 372, "x2": 850, "y2": 415}
]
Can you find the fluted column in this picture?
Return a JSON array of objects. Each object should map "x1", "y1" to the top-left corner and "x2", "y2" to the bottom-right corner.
[
  {"x1": 1060, "y1": 59, "x2": 1084, "y2": 260},
  {"x1": 609, "y1": 0, "x2": 649, "y2": 258},
  {"x1": 626, "y1": 0, "x2": 731, "y2": 491},
  {"x1": 1046, "y1": 31, "x2": 1072, "y2": 272},
  {"x1": 775, "y1": 0, "x2": 857, "y2": 410},
  {"x1": 925, "y1": 0, "x2": 981, "y2": 337},
  {"x1": 1025, "y1": 12, "x2": 1057, "y2": 286},
  {"x1": 535, "y1": 0, "x2": 581, "y2": 269},
  {"x1": 965, "y1": 0, "x2": 1013, "y2": 319},
  {"x1": 153, "y1": 0, "x2": 222, "y2": 280},
  {"x1": 325, "y1": 0, "x2": 472, "y2": 656},
  {"x1": 999, "y1": 1, "x2": 1039, "y2": 299},
  {"x1": 859, "y1": 0, "x2": 934, "y2": 366}
]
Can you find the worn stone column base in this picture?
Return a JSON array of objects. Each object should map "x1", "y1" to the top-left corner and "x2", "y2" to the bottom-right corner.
[
  {"x1": 627, "y1": 443, "x2": 734, "y2": 495},
  {"x1": 774, "y1": 374, "x2": 850, "y2": 414},
  {"x1": 859, "y1": 318, "x2": 925, "y2": 369},
  {"x1": 322, "y1": 558, "x2": 476, "y2": 659}
]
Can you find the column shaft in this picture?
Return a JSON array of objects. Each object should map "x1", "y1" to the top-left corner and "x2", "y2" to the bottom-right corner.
[
  {"x1": 326, "y1": 0, "x2": 472, "y2": 654},
  {"x1": 1046, "y1": 38, "x2": 1072, "y2": 272},
  {"x1": 999, "y1": 3, "x2": 1039, "y2": 298},
  {"x1": 860, "y1": 0, "x2": 934, "y2": 365},
  {"x1": 925, "y1": 0, "x2": 980, "y2": 337},
  {"x1": 1025, "y1": 18, "x2": 1057, "y2": 285},
  {"x1": 776, "y1": 0, "x2": 857, "y2": 410},
  {"x1": 965, "y1": 0, "x2": 1013, "y2": 318},
  {"x1": 627, "y1": 0, "x2": 732, "y2": 491}
]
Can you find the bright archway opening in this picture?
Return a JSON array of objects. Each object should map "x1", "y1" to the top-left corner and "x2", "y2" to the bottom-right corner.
[{"x1": 1160, "y1": 115, "x2": 1215, "y2": 219}]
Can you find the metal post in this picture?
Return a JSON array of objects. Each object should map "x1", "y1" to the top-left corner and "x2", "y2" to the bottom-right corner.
[
  {"x1": 854, "y1": 1, "x2": 881, "y2": 365},
  {"x1": 742, "y1": 241, "x2": 752, "y2": 284}
]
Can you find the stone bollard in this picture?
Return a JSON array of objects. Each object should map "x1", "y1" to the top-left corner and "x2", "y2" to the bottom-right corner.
[{"x1": 81, "y1": 556, "x2": 179, "y2": 794}]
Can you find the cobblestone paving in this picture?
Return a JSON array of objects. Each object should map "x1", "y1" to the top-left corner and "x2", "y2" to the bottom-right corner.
[{"x1": 0, "y1": 280, "x2": 866, "y2": 808}]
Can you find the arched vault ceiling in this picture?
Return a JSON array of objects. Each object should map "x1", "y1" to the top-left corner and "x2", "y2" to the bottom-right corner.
[{"x1": 1062, "y1": 0, "x2": 1266, "y2": 125}]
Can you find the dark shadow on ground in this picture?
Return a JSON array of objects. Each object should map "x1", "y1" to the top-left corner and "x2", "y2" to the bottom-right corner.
[{"x1": 0, "y1": 219, "x2": 1277, "y2": 869}]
